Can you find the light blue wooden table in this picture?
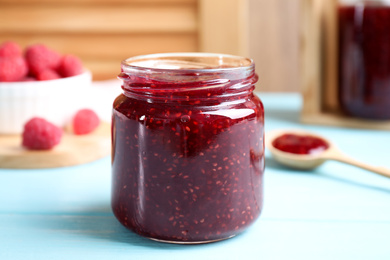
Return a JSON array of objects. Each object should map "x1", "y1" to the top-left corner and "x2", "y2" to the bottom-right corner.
[{"x1": 1, "y1": 93, "x2": 390, "y2": 260}]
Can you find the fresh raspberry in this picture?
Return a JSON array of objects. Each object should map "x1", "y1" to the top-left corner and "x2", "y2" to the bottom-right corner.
[
  {"x1": 25, "y1": 44, "x2": 61, "y2": 76},
  {"x1": 0, "y1": 41, "x2": 22, "y2": 58},
  {"x1": 73, "y1": 109, "x2": 100, "y2": 135},
  {"x1": 22, "y1": 117, "x2": 63, "y2": 150},
  {"x1": 58, "y1": 54, "x2": 84, "y2": 77},
  {"x1": 36, "y1": 69, "x2": 61, "y2": 81},
  {"x1": 21, "y1": 76, "x2": 37, "y2": 82},
  {"x1": 0, "y1": 56, "x2": 28, "y2": 82}
]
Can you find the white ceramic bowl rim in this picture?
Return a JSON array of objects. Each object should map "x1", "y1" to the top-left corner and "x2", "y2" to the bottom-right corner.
[
  {"x1": 0, "y1": 70, "x2": 91, "y2": 89},
  {"x1": 0, "y1": 70, "x2": 92, "y2": 134}
]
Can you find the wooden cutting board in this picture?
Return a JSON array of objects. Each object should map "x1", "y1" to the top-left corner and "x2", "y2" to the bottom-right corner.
[{"x1": 0, "y1": 122, "x2": 111, "y2": 169}]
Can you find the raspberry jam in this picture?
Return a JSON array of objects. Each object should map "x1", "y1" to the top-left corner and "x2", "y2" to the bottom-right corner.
[
  {"x1": 338, "y1": 1, "x2": 390, "y2": 119},
  {"x1": 111, "y1": 53, "x2": 264, "y2": 243},
  {"x1": 272, "y1": 134, "x2": 329, "y2": 155}
]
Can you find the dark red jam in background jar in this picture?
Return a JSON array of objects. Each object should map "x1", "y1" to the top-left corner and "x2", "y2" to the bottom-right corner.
[
  {"x1": 339, "y1": 0, "x2": 390, "y2": 119},
  {"x1": 111, "y1": 53, "x2": 265, "y2": 244}
]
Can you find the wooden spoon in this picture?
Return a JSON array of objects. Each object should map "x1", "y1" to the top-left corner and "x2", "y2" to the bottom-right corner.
[{"x1": 266, "y1": 129, "x2": 390, "y2": 178}]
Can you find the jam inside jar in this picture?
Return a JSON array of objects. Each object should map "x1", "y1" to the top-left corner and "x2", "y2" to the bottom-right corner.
[
  {"x1": 111, "y1": 53, "x2": 264, "y2": 244},
  {"x1": 338, "y1": 0, "x2": 390, "y2": 119}
]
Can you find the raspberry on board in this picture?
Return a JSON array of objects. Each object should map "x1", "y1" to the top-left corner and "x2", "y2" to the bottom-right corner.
[
  {"x1": 0, "y1": 41, "x2": 22, "y2": 58},
  {"x1": 0, "y1": 56, "x2": 28, "y2": 82},
  {"x1": 25, "y1": 44, "x2": 61, "y2": 76},
  {"x1": 73, "y1": 109, "x2": 100, "y2": 135},
  {"x1": 58, "y1": 55, "x2": 84, "y2": 77},
  {"x1": 22, "y1": 117, "x2": 63, "y2": 150}
]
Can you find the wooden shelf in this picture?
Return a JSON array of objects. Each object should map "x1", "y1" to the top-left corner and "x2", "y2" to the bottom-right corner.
[
  {"x1": 301, "y1": 113, "x2": 390, "y2": 131},
  {"x1": 299, "y1": 0, "x2": 390, "y2": 130}
]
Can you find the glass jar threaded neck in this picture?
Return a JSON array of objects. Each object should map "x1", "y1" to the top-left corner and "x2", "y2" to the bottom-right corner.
[{"x1": 119, "y1": 53, "x2": 258, "y2": 103}]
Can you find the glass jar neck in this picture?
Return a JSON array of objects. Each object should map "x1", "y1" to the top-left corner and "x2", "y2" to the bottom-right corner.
[{"x1": 118, "y1": 53, "x2": 258, "y2": 103}]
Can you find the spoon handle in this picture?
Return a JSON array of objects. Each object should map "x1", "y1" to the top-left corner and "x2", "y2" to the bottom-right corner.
[{"x1": 324, "y1": 150, "x2": 390, "y2": 178}]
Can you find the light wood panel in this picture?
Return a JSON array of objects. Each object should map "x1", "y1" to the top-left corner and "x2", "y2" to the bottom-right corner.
[
  {"x1": 199, "y1": 0, "x2": 249, "y2": 57},
  {"x1": 198, "y1": 0, "x2": 302, "y2": 92},
  {"x1": 248, "y1": 0, "x2": 300, "y2": 92},
  {"x1": 0, "y1": 0, "x2": 198, "y2": 80},
  {"x1": 0, "y1": 0, "x2": 196, "y2": 4},
  {"x1": 0, "y1": 6, "x2": 196, "y2": 34},
  {"x1": 0, "y1": 33, "x2": 197, "y2": 80},
  {"x1": 0, "y1": 33, "x2": 197, "y2": 59},
  {"x1": 321, "y1": 0, "x2": 339, "y2": 112},
  {"x1": 300, "y1": 0, "x2": 323, "y2": 116},
  {"x1": 83, "y1": 60, "x2": 121, "y2": 79},
  {"x1": 0, "y1": 0, "x2": 302, "y2": 89}
]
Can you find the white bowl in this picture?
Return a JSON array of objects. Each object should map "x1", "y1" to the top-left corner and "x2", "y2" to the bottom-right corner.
[{"x1": 0, "y1": 71, "x2": 92, "y2": 134}]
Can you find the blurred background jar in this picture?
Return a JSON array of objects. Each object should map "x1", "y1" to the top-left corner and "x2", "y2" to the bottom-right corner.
[{"x1": 338, "y1": 0, "x2": 390, "y2": 119}]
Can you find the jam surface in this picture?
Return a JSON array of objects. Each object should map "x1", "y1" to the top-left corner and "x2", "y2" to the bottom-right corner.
[
  {"x1": 111, "y1": 56, "x2": 264, "y2": 243},
  {"x1": 338, "y1": 4, "x2": 390, "y2": 119},
  {"x1": 272, "y1": 133, "x2": 329, "y2": 155}
]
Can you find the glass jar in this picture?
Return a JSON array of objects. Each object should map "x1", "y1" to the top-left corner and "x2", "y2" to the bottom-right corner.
[
  {"x1": 111, "y1": 53, "x2": 264, "y2": 244},
  {"x1": 338, "y1": 0, "x2": 390, "y2": 119}
]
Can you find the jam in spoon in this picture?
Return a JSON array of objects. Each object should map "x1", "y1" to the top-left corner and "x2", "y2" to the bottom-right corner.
[{"x1": 266, "y1": 129, "x2": 390, "y2": 178}]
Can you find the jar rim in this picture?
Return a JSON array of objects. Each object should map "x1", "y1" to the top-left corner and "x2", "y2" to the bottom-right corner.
[{"x1": 121, "y1": 52, "x2": 254, "y2": 73}]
